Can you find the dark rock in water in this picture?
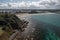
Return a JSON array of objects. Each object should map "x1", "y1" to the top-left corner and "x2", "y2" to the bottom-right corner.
[
  {"x1": 30, "y1": 14, "x2": 60, "y2": 40},
  {"x1": 33, "y1": 21, "x2": 60, "y2": 40}
]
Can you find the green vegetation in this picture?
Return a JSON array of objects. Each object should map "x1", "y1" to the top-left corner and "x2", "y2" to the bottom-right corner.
[
  {"x1": 29, "y1": 10, "x2": 38, "y2": 13},
  {"x1": 0, "y1": 27, "x2": 4, "y2": 36},
  {"x1": 0, "y1": 13, "x2": 28, "y2": 40}
]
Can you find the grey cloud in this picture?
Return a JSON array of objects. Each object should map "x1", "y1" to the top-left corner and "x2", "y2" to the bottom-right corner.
[{"x1": 0, "y1": 0, "x2": 60, "y2": 9}]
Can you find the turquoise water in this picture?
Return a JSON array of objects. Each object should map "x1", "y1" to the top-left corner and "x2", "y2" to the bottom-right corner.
[
  {"x1": 31, "y1": 14, "x2": 60, "y2": 40},
  {"x1": 45, "y1": 28, "x2": 60, "y2": 40},
  {"x1": 31, "y1": 14, "x2": 60, "y2": 26}
]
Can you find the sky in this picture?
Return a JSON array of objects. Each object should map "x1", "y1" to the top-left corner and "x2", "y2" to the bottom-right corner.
[{"x1": 0, "y1": 0, "x2": 60, "y2": 9}]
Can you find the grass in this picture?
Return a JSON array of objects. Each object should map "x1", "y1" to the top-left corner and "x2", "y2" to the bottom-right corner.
[
  {"x1": 0, "y1": 27, "x2": 4, "y2": 36},
  {"x1": 0, "y1": 13, "x2": 28, "y2": 40}
]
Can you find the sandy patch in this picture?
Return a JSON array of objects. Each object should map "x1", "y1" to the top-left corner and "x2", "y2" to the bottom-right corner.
[{"x1": 16, "y1": 13, "x2": 55, "y2": 18}]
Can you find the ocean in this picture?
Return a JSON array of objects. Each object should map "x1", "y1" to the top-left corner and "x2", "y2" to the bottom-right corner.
[{"x1": 20, "y1": 13, "x2": 60, "y2": 40}]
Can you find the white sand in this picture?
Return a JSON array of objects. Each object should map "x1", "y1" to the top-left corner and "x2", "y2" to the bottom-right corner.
[{"x1": 16, "y1": 13, "x2": 55, "y2": 18}]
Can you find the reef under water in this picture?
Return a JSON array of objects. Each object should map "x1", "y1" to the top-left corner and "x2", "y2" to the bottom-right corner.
[
  {"x1": 45, "y1": 28, "x2": 60, "y2": 40},
  {"x1": 31, "y1": 14, "x2": 60, "y2": 40}
]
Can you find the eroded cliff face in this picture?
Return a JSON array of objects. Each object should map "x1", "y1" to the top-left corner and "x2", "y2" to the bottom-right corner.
[{"x1": 0, "y1": 13, "x2": 29, "y2": 40}]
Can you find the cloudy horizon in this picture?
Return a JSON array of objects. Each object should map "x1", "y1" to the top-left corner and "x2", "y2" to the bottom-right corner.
[{"x1": 0, "y1": 0, "x2": 60, "y2": 9}]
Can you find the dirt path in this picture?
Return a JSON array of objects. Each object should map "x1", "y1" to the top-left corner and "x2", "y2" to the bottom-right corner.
[{"x1": 9, "y1": 30, "x2": 19, "y2": 40}]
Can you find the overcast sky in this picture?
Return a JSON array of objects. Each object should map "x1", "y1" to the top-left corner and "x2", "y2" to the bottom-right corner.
[{"x1": 0, "y1": 0, "x2": 60, "y2": 9}]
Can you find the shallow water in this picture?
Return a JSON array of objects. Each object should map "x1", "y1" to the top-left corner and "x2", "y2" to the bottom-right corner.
[
  {"x1": 31, "y1": 14, "x2": 60, "y2": 26},
  {"x1": 30, "y1": 14, "x2": 60, "y2": 40},
  {"x1": 17, "y1": 13, "x2": 60, "y2": 40}
]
